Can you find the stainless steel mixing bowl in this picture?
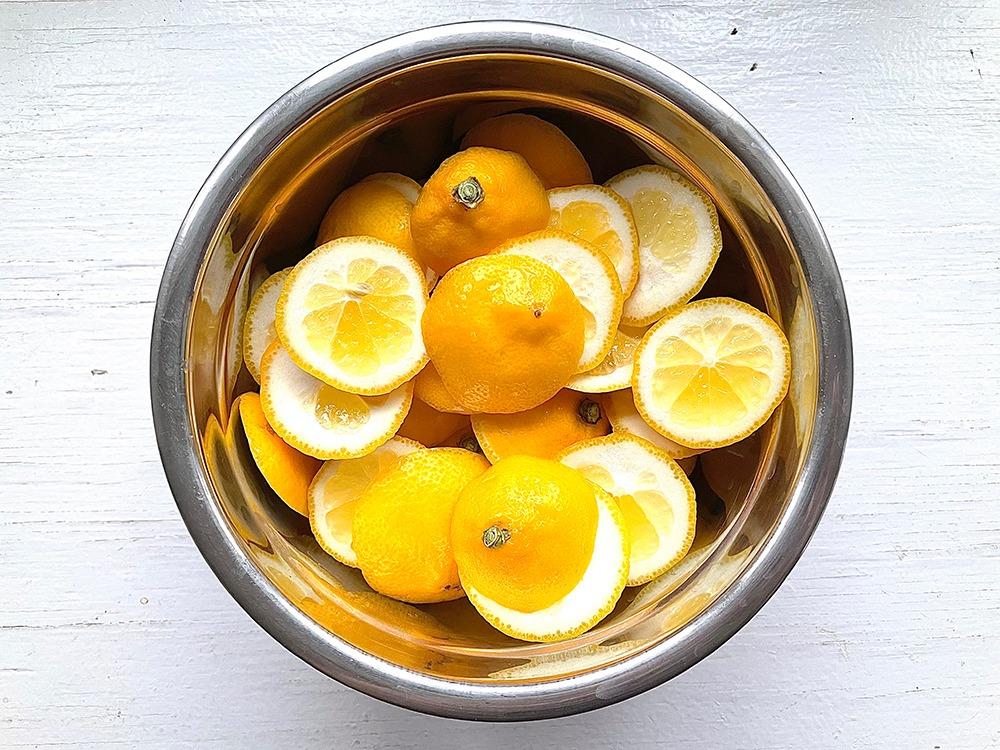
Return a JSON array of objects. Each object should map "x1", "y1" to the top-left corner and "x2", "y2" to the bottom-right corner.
[{"x1": 150, "y1": 21, "x2": 852, "y2": 720}]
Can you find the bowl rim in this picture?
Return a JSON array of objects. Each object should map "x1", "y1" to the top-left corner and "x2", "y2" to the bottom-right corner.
[{"x1": 150, "y1": 20, "x2": 853, "y2": 721}]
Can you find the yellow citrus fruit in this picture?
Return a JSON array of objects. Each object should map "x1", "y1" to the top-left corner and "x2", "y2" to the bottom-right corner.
[
  {"x1": 259, "y1": 342, "x2": 413, "y2": 459},
  {"x1": 316, "y1": 178, "x2": 417, "y2": 256},
  {"x1": 413, "y1": 362, "x2": 474, "y2": 415},
  {"x1": 495, "y1": 230, "x2": 622, "y2": 372},
  {"x1": 559, "y1": 434, "x2": 696, "y2": 586},
  {"x1": 308, "y1": 436, "x2": 422, "y2": 567},
  {"x1": 606, "y1": 165, "x2": 722, "y2": 326},
  {"x1": 451, "y1": 456, "x2": 629, "y2": 642},
  {"x1": 277, "y1": 237, "x2": 428, "y2": 395},
  {"x1": 242, "y1": 269, "x2": 289, "y2": 384},
  {"x1": 633, "y1": 298, "x2": 791, "y2": 448},
  {"x1": 397, "y1": 397, "x2": 470, "y2": 446},
  {"x1": 548, "y1": 185, "x2": 639, "y2": 295},
  {"x1": 471, "y1": 389, "x2": 609, "y2": 463},
  {"x1": 361, "y1": 171, "x2": 421, "y2": 203},
  {"x1": 410, "y1": 147, "x2": 549, "y2": 275},
  {"x1": 422, "y1": 254, "x2": 586, "y2": 413},
  {"x1": 237, "y1": 392, "x2": 320, "y2": 516},
  {"x1": 460, "y1": 113, "x2": 592, "y2": 189},
  {"x1": 603, "y1": 388, "x2": 701, "y2": 459},
  {"x1": 567, "y1": 324, "x2": 647, "y2": 394},
  {"x1": 352, "y1": 447, "x2": 489, "y2": 603}
]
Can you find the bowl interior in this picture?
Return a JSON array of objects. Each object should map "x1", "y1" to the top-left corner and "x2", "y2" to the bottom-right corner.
[{"x1": 186, "y1": 52, "x2": 818, "y2": 682}]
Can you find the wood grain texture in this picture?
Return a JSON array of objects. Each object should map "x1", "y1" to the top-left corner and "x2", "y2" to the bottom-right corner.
[{"x1": 1, "y1": 1, "x2": 999, "y2": 747}]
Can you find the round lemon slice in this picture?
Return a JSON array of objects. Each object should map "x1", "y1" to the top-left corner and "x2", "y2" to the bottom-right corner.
[
  {"x1": 362, "y1": 172, "x2": 421, "y2": 203},
  {"x1": 606, "y1": 165, "x2": 722, "y2": 326},
  {"x1": 559, "y1": 434, "x2": 696, "y2": 585},
  {"x1": 242, "y1": 269, "x2": 289, "y2": 383},
  {"x1": 451, "y1": 456, "x2": 629, "y2": 642},
  {"x1": 496, "y1": 230, "x2": 623, "y2": 372},
  {"x1": 277, "y1": 237, "x2": 428, "y2": 395},
  {"x1": 603, "y1": 388, "x2": 701, "y2": 459},
  {"x1": 308, "y1": 436, "x2": 422, "y2": 567},
  {"x1": 548, "y1": 185, "x2": 640, "y2": 296},
  {"x1": 567, "y1": 324, "x2": 647, "y2": 393},
  {"x1": 633, "y1": 297, "x2": 790, "y2": 448},
  {"x1": 260, "y1": 342, "x2": 413, "y2": 460}
]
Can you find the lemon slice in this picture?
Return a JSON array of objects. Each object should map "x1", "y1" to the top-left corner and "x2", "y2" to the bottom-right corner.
[
  {"x1": 496, "y1": 230, "x2": 623, "y2": 372},
  {"x1": 242, "y1": 269, "x2": 289, "y2": 383},
  {"x1": 633, "y1": 297, "x2": 790, "y2": 448},
  {"x1": 548, "y1": 185, "x2": 639, "y2": 296},
  {"x1": 362, "y1": 172, "x2": 421, "y2": 203},
  {"x1": 567, "y1": 324, "x2": 647, "y2": 393},
  {"x1": 606, "y1": 166, "x2": 722, "y2": 326},
  {"x1": 308, "y1": 436, "x2": 422, "y2": 567},
  {"x1": 277, "y1": 237, "x2": 428, "y2": 395},
  {"x1": 559, "y1": 434, "x2": 696, "y2": 585},
  {"x1": 452, "y1": 456, "x2": 629, "y2": 642},
  {"x1": 604, "y1": 389, "x2": 701, "y2": 459},
  {"x1": 260, "y1": 342, "x2": 413, "y2": 459}
]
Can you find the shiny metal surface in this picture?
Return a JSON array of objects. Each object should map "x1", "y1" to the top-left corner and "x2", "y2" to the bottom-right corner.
[{"x1": 150, "y1": 21, "x2": 852, "y2": 721}]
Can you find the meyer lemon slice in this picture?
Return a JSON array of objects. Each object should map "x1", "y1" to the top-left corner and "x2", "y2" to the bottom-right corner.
[
  {"x1": 362, "y1": 171, "x2": 421, "y2": 203},
  {"x1": 603, "y1": 389, "x2": 702, "y2": 459},
  {"x1": 451, "y1": 456, "x2": 629, "y2": 642},
  {"x1": 260, "y1": 342, "x2": 413, "y2": 459},
  {"x1": 567, "y1": 324, "x2": 647, "y2": 393},
  {"x1": 548, "y1": 185, "x2": 639, "y2": 296},
  {"x1": 606, "y1": 166, "x2": 722, "y2": 326},
  {"x1": 633, "y1": 298, "x2": 790, "y2": 448},
  {"x1": 242, "y1": 269, "x2": 289, "y2": 384},
  {"x1": 559, "y1": 434, "x2": 696, "y2": 585},
  {"x1": 496, "y1": 230, "x2": 623, "y2": 372},
  {"x1": 276, "y1": 237, "x2": 428, "y2": 395},
  {"x1": 308, "y1": 436, "x2": 422, "y2": 567}
]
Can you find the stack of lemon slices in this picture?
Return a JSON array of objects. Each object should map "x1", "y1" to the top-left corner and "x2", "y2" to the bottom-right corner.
[{"x1": 234, "y1": 113, "x2": 790, "y2": 643}]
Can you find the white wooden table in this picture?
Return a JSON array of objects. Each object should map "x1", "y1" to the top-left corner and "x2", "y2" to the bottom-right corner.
[{"x1": 2, "y1": 2, "x2": 999, "y2": 747}]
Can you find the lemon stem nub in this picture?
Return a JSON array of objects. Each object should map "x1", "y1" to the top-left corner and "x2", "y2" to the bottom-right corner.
[
  {"x1": 482, "y1": 525, "x2": 510, "y2": 549},
  {"x1": 459, "y1": 435, "x2": 482, "y2": 454},
  {"x1": 578, "y1": 398, "x2": 602, "y2": 426},
  {"x1": 452, "y1": 177, "x2": 484, "y2": 209}
]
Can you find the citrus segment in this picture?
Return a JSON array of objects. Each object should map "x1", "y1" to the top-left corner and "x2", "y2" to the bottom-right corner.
[
  {"x1": 633, "y1": 298, "x2": 790, "y2": 448},
  {"x1": 277, "y1": 237, "x2": 428, "y2": 395},
  {"x1": 259, "y1": 342, "x2": 412, "y2": 460},
  {"x1": 237, "y1": 392, "x2": 320, "y2": 516},
  {"x1": 559, "y1": 434, "x2": 697, "y2": 585},
  {"x1": 452, "y1": 456, "x2": 628, "y2": 642},
  {"x1": 422, "y1": 254, "x2": 585, "y2": 413},
  {"x1": 603, "y1": 389, "x2": 701, "y2": 459},
  {"x1": 242, "y1": 269, "x2": 290, "y2": 384},
  {"x1": 352, "y1": 448, "x2": 489, "y2": 603},
  {"x1": 567, "y1": 324, "x2": 647, "y2": 394},
  {"x1": 548, "y1": 185, "x2": 639, "y2": 295},
  {"x1": 496, "y1": 230, "x2": 622, "y2": 372},
  {"x1": 411, "y1": 147, "x2": 550, "y2": 275},
  {"x1": 606, "y1": 165, "x2": 722, "y2": 326},
  {"x1": 460, "y1": 114, "x2": 592, "y2": 189},
  {"x1": 308, "y1": 436, "x2": 421, "y2": 567},
  {"x1": 471, "y1": 389, "x2": 609, "y2": 463}
]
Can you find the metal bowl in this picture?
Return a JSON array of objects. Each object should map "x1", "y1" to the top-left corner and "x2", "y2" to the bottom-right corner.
[{"x1": 150, "y1": 21, "x2": 852, "y2": 721}]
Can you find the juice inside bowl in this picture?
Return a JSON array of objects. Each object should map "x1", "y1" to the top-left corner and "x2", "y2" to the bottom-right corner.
[{"x1": 189, "y1": 61, "x2": 815, "y2": 681}]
